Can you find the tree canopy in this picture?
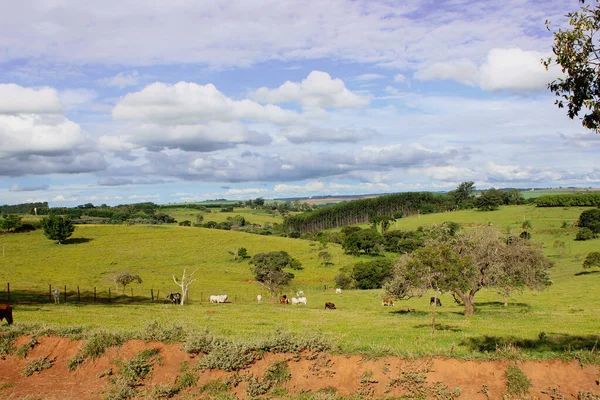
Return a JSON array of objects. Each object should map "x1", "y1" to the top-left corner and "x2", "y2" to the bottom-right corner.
[
  {"x1": 544, "y1": 0, "x2": 600, "y2": 132},
  {"x1": 342, "y1": 229, "x2": 383, "y2": 255},
  {"x1": 250, "y1": 251, "x2": 303, "y2": 297},
  {"x1": 385, "y1": 227, "x2": 552, "y2": 315},
  {"x1": 40, "y1": 215, "x2": 75, "y2": 244}
]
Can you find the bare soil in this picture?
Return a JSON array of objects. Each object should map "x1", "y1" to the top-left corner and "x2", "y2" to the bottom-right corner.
[{"x1": 0, "y1": 336, "x2": 598, "y2": 399}]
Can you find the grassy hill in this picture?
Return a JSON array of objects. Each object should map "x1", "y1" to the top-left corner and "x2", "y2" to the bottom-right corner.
[{"x1": 0, "y1": 204, "x2": 598, "y2": 358}]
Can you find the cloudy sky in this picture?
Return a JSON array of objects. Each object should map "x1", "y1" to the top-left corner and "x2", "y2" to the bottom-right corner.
[{"x1": 1, "y1": 0, "x2": 598, "y2": 206}]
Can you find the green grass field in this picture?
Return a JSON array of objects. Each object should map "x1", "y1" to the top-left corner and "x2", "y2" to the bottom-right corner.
[
  {"x1": 1, "y1": 205, "x2": 599, "y2": 359},
  {"x1": 166, "y1": 207, "x2": 286, "y2": 226}
]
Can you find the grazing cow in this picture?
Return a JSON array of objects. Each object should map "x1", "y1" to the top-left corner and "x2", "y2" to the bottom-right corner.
[
  {"x1": 430, "y1": 297, "x2": 442, "y2": 307},
  {"x1": 335, "y1": 288, "x2": 342, "y2": 294},
  {"x1": 297, "y1": 297, "x2": 307, "y2": 305},
  {"x1": 257, "y1": 294, "x2": 262, "y2": 302},
  {"x1": 0, "y1": 304, "x2": 12, "y2": 325},
  {"x1": 167, "y1": 293, "x2": 181, "y2": 304},
  {"x1": 291, "y1": 297, "x2": 299, "y2": 305},
  {"x1": 325, "y1": 302, "x2": 336, "y2": 310},
  {"x1": 53, "y1": 288, "x2": 60, "y2": 304},
  {"x1": 382, "y1": 298, "x2": 394, "y2": 307},
  {"x1": 279, "y1": 296, "x2": 289, "y2": 304},
  {"x1": 296, "y1": 290, "x2": 304, "y2": 297},
  {"x1": 210, "y1": 294, "x2": 228, "y2": 303}
]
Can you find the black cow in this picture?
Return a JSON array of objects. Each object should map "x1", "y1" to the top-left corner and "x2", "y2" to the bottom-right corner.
[
  {"x1": 430, "y1": 297, "x2": 442, "y2": 307},
  {"x1": 325, "y1": 302, "x2": 336, "y2": 310},
  {"x1": 167, "y1": 293, "x2": 181, "y2": 304},
  {"x1": 0, "y1": 304, "x2": 13, "y2": 325}
]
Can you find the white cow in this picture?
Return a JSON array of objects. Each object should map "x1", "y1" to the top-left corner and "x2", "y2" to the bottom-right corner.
[
  {"x1": 257, "y1": 294, "x2": 262, "y2": 302},
  {"x1": 335, "y1": 288, "x2": 342, "y2": 294},
  {"x1": 292, "y1": 297, "x2": 307, "y2": 305},
  {"x1": 210, "y1": 294, "x2": 228, "y2": 303},
  {"x1": 296, "y1": 290, "x2": 304, "y2": 297}
]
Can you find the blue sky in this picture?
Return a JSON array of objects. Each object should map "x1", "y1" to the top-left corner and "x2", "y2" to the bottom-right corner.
[{"x1": 1, "y1": 0, "x2": 598, "y2": 206}]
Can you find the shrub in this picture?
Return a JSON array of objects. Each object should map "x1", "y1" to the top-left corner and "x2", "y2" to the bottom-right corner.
[
  {"x1": 23, "y1": 355, "x2": 55, "y2": 376},
  {"x1": 196, "y1": 342, "x2": 258, "y2": 371},
  {"x1": 351, "y1": 259, "x2": 393, "y2": 290},
  {"x1": 505, "y1": 365, "x2": 532, "y2": 397},
  {"x1": 576, "y1": 228, "x2": 595, "y2": 241},
  {"x1": 583, "y1": 252, "x2": 600, "y2": 269},
  {"x1": 181, "y1": 330, "x2": 216, "y2": 355},
  {"x1": 139, "y1": 321, "x2": 187, "y2": 343},
  {"x1": 334, "y1": 273, "x2": 353, "y2": 290}
]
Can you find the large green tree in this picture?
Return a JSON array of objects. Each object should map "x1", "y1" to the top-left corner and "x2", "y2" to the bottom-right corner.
[
  {"x1": 342, "y1": 229, "x2": 383, "y2": 255},
  {"x1": 544, "y1": 0, "x2": 600, "y2": 132},
  {"x1": 40, "y1": 215, "x2": 75, "y2": 244},
  {"x1": 0, "y1": 215, "x2": 22, "y2": 232},
  {"x1": 385, "y1": 227, "x2": 552, "y2": 315},
  {"x1": 250, "y1": 251, "x2": 303, "y2": 297}
]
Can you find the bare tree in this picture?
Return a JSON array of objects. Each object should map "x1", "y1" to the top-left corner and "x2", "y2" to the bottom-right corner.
[{"x1": 172, "y1": 267, "x2": 199, "y2": 305}]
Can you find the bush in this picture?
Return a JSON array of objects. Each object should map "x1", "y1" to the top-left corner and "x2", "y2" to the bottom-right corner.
[
  {"x1": 505, "y1": 365, "x2": 532, "y2": 397},
  {"x1": 23, "y1": 355, "x2": 55, "y2": 376},
  {"x1": 334, "y1": 273, "x2": 353, "y2": 290},
  {"x1": 139, "y1": 321, "x2": 187, "y2": 343},
  {"x1": 583, "y1": 252, "x2": 600, "y2": 269},
  {"x1": 196, "y1": 342, "x2": 259, "y2": 371},
  {"x1": 576, "y1": 228, "x2": 596, "y2": 241},
  {"x1": 343, "y1": 229, "x2": 383, "y2": 255},
  {"x1": 351, "y1": 259, "x2": 393, "y2": 290}
]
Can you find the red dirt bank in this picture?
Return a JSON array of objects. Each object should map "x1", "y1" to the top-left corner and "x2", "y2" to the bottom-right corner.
[{"x1": 0, "y1": 336, "x2": 598, "y2": 399}]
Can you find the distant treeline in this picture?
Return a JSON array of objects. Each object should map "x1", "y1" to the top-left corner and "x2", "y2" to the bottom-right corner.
[
  {"x1": 0, "y1": 202, "x2": 49, "y2": 215},
  {"x1": 282, "y1": 192, "x2": 456, "y2": 234},
  {"x1": 535, "y1": 193, "x2": 600, "y2": 207}
]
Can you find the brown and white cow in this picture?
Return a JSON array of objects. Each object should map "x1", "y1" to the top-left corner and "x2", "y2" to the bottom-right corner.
[
  {"x1": 0, "y1": 304, "x2": 13, "y2": 325},
  {"x1": 382, "y1": 298, "x2": 394, "y2": 307},
  {"x1": 325, "y1": 302, "x2": 336, "y2": 310},
  {"x1": 279, "y1": 295, "x2": 289, "y2": 304}
]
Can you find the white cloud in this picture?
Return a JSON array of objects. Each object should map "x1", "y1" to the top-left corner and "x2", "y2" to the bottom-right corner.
[
  {"x1": 394, "y1": 74, "x2": 407, "y2": 83},
  {"x1": 113, "y1": 81, "x2": 302, "y2": 125},
  {"x1": 355, "y1": 73, "x2": 386, "y2": 81},
  {"x1": 102, "y1": 71, "x2": 140, "y2": 88},
  {"x1": 224, "y1": 188, "x2": 268, "y2": 196},
  {"x1": 252, "y1": 71, "x2": 371, "y2": 108},
  {"x1": 274, "y1": 182, "x2": 326, "y2": 193},
  {"x1": 0, "y1": 84, "x2": 63, "y2": 114},
  {"x1": 416, "y1": 48, "x2": 561, "y2": 91},
  {"x1": 281, "y1": 127, "x2": 377, "y2": 144},
  {"x1": 58, "y1": 89, "x2": 97, "y2": 110}
]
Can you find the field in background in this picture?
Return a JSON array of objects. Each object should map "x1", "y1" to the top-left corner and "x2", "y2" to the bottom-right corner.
[
  {"x1": 0, "y1": 204, "x2": 599, "y2": 358},
  {"x1": 166, "y1": 207, "x2": 286, "y2": 226},
  {"x1": 520, "y1": 188, "x2": 600, "y2": 199}
]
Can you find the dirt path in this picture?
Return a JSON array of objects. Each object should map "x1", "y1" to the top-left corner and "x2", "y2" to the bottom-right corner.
[{"x1": 0, "y1": 336, "x2": 598, "y2": 399}]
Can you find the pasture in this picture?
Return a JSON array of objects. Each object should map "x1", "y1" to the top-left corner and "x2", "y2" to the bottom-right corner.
[
  {"x1": 166, "y1": 207, "x2": 285, "y2": 226},
  {"x1": 0, "y1": 204, "x2": 599, "y2": 359}
]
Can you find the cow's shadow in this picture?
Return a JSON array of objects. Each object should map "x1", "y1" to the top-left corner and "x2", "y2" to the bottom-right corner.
[
  {"x1": 391, "y1": 309, "x2": 428, "y2": 316},
  {"x1": 575, "y1": 270, "x2": 600, "y2": 276},
  {"x1": 462, "y1": 333, "x2": 599, "y2": 353}
]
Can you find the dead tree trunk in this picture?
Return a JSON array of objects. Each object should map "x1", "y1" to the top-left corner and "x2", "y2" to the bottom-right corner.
[{"x1": 172, "y1": 267, "x2": 199, "y2": 305}]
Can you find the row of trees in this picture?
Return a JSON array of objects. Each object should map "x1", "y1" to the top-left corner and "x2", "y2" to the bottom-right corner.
[{"x1": 535, "y1": 193, "x2": 600, "y2": 207}]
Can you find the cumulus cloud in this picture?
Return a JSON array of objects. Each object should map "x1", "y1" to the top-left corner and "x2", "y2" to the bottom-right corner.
[
  {"x1": 416, "y1": 48, "x2": 562, "y2": 91},
  {"x1": 224, "y1": 188, "x2": 268, "y2": 196},
  {"x1": 113, "y1": 81, "x2": 302, "y2": 125},
  {"x1": 102, "y1": 71, "x2": 140, "y2": 88},
  {"x1": 97, "y1": 177, "x2": 170, "y2": 186},
  {"x1": 0, "y1": 84, "x2": 63, "y2": 114},
  {"x1": 252, "y1": 71, "x2": 371, "y2": 108},
  {"x1": 281, "y1": 127, "x2": 378, "y2": 144},
  {"x1": 0, "y1": 84, "x2": 104, "y2": 176}
]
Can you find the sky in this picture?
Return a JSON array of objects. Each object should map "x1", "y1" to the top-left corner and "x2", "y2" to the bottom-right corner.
[{"x1": 1, "y1": 0, "x2": 599, "y2": 206}]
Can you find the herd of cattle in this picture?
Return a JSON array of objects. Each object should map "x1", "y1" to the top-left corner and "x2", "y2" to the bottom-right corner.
[
  {"x1": 0, "y1": 290, "x2": 446, "y2": 326},
  {"x1": 164, "y1": 290, "x2": 444, "y2": 309}
]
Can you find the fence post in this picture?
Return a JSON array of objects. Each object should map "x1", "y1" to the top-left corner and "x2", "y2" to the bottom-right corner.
[
  {"x1": 77, "y1": 286, "x2": 81, "y2": 302},
  {"x1": 7, "y1": 283, "x2": 10, "y2": 303},
  {"x1": 94, "y1": 287, "x2": 96, "y2": 303},
  {"x1": 108, "y1": 287, "x2": 111, "y2": 304},
  {"x1": 151, "y1": 289, "x2": 154, "y2": 302},
  {"x1": 49, "y1": 284, "x2": 52, "y2": 303},
  {"x1": 64, "y1": 285, "x2": 67, "y2": 304}
]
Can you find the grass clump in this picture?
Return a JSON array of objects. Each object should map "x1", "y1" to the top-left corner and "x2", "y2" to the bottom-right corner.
[
  {"x1": 104, "y1": 348, "x2": 161, "y2": 399},
  {"x1": 181, "y1": 329, "x2": 217, "y2": 354},
  {"x1": 505, "y1": 365, "x2": 532, "y2": 397},
  {"x1": 264, "y1": 361, "x2": 291, "y2": 385},
  {"x1": 387, "y1": 371, "x2": 460, "y2": 400},
  {"x1": 578, "y1": 391, "x2": 600, "y2": 400},
  {"x1": 23, "y1": 355, "x2": 55, "y2": 376},
  {"x1": 83, "y1": 331, "x2": 126, "y2": 359},
  {"x1": 196, "y1": 342, "x2": 259, "y2": 371},
  {"x1": 0, "y1": 382, "x2": 14, "y2": 390},
  {"x1": 143, "y1": 384, "x2": 178, "y2": 400},
  {"x1": 198, "y1": 378, "x2": 229, "y2": 396},
  {"x1": 67, "y1": 354, "x2": 85, "y2": 371},
  {"x1": 139, "y1": 321, "x2": 187, "y2": 343},
  {"x1": 244, "y1": 361, "x2": 292, "y2": 398},
  {"x1": 16, "y1": 337, "x2": 39, "y2": 358}
]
